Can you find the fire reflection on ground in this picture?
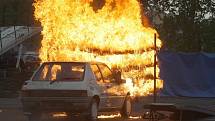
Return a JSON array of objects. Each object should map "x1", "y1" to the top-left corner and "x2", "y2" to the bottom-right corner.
[{"x1": 51, "y1": 112, "x2": 143, "y2": 121}]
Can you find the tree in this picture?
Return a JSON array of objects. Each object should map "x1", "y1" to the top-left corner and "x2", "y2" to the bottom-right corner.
[
  {"x1": 0, "y1": 0, "x2": 35, "y2": 26},
  {"x1": 141, "y1": 0, "x2": 215, "y2": 52}
]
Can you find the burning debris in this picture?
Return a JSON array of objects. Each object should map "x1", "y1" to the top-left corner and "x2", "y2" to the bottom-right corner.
[
  {"x1": 34, "y1": 0, "x2": 163, "y2": 96},
  {"x1": 98, "y1": 113, "x2": 121, "y2": 119},
  {"x1": 97, "y1": 113, "x2": 142, "y2": 119}
]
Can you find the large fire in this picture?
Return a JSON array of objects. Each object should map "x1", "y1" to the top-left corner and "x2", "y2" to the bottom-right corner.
[{"x1": 34, "y1": 0, "x2": 163, "y2": 96}]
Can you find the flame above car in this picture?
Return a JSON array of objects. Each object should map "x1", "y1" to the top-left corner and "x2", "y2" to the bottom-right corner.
[{"x1": 33, "y1": 0, "x2": 163, "y2": 96}]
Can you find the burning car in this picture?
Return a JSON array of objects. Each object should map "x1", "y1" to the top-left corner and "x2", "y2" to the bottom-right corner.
[{"x1": 21, "y1": 61, "x2": 132, "y2": 121}]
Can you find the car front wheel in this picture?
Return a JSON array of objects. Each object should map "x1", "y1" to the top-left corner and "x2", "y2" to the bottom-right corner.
[{"x1": 121, "y1": 96, "x2": 132, "y2": 118}]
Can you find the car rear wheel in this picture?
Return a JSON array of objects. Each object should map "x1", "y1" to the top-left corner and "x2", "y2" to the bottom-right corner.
[
  {"x1": 88, "y1": 98, "x2": 98, "y2": 121},
  {"x1": 121, "y1": 96, "x2": 132, "y2": 118},
  {"x1": 27, "y1": 111, "x2": 41, "y2": 121}
]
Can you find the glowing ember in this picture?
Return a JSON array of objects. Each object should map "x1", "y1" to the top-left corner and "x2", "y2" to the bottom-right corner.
[
  {"x1": 129, "y1": 116, "x2": 142, "y2": 119},
  {"x1": 98, "y1": 113, "x2": 142, "y2": 119},
  {"x1": 34, "y1": 0, "x2": 163, "y2": 96},
  {"x1": 98, "y1": 113, "x2": 121, "y2": 119},
  {"x1": 52, "y1": 112, "x2": 67, "y2": 117}
]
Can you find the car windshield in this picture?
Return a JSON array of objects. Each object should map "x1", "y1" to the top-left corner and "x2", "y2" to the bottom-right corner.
[{"x1": 32, "y1": 62, "x2": 85, "y2": 81}]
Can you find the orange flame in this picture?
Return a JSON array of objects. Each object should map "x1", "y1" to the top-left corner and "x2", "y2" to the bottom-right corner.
[
  {"x1": 98, "y1": 113, "x2": 121, "y2": 119},
  {"x1": 34, "y1": 0, "x2": 163, "y2": 96},
  {"x1": 52, "y1": 112, "x2": 67, "y2": 117},
  {"x1": 97, "y1": 113, "x2": 142, "y2": 119}
]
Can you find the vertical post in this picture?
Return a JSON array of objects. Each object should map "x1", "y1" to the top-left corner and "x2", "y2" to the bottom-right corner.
[
  {"x1": 14, "y1": 0, "x2": 18, "y2": 39},
  {"x1": 16, "y1": 44, "x2": 23, "y2": 69},
  {"x1": 27, "y1": 0, "x2": 30, "y2": 34},
  {"x1": 153, "y1": 33, "x2": 157, "y2": 103},
  {"x1": 27, "y1": 26, "x2": 30, "y2": 35},
  {"x1": 0, "y1": 29, "x2": 2, "y2": 49},
  {"x1": 14, "y1": 26, "x2": 17, "y2": 39},
  {"x1": 2, "y1": 0, "x2": 5, "y2": 26}
]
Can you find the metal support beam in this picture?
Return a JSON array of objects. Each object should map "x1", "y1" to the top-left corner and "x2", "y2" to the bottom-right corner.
[
  {"x1": 0, "y1": 29, "x2": 2, "y2": 49},
  {"x1": 14, "y1": 26, "x2": 17, "y2": 39},
  {"x1": 16, "y1": 44, "x2": 23, "y2": 69},
  {"x1": 153, "y1": 33, "x2": 157, "y2": 103}
]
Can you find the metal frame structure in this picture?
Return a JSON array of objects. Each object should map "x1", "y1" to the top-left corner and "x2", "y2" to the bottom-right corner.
[{"x1": 154, "y1": 33, "x2": 157, "y2": 103}]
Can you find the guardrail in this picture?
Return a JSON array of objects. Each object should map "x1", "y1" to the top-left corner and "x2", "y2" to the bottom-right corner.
[
  {"x1": 0, "y1": 26, "x2": 42, "y2": 56},
  {"x1": 1, "y1": 26, "x2": 24, "y2": 38}
]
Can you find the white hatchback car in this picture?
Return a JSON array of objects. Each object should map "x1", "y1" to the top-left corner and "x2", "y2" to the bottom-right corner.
[{"x1": 21, "y1": 62, "x2": 132, "y2": 121}]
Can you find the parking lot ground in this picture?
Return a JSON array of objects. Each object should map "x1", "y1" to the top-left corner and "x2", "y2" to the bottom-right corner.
[
  {"x1": 0, "y1": 97, "x2": 215, "y2": 121},
  {"x1": 0, "y1": 108, "x2": 27, "y2": 121},
  {"x1": 142, "y1": 96, "x2": 215, "y2": 112}
]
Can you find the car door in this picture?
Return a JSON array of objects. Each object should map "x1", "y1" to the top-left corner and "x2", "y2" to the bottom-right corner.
[
  {"x1": 90, "y1": 64, "x2": 109, "y2": 109},
  {"x1": 97, "y1": 64, "x2": 125, "y2": 109}
]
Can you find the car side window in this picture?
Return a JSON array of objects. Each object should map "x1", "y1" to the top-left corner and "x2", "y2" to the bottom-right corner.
[
  {"x1": 98, "y1": 64, "x2": 115, "y2": 83},
  {"x1": 90, "y1": 64, "x2": 103, "y2": 83}
]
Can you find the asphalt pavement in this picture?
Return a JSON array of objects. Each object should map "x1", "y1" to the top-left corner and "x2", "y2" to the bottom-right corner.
[
  {"x1": 0, "y1": 98, "x2": 146, "y2": 121},
  {"x1": 1, "y1": 97, "x2": 215, "y2": 121}
]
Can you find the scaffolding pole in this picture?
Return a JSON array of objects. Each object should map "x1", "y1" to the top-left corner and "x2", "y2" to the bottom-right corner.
[{"x1": 154, "y1": 33, "x2": 157, "y2": 103}]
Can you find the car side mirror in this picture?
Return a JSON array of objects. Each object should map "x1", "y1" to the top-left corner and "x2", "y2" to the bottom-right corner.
[{"x1": 113, "y1": 70, "x2": 123, "y2": 84}]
